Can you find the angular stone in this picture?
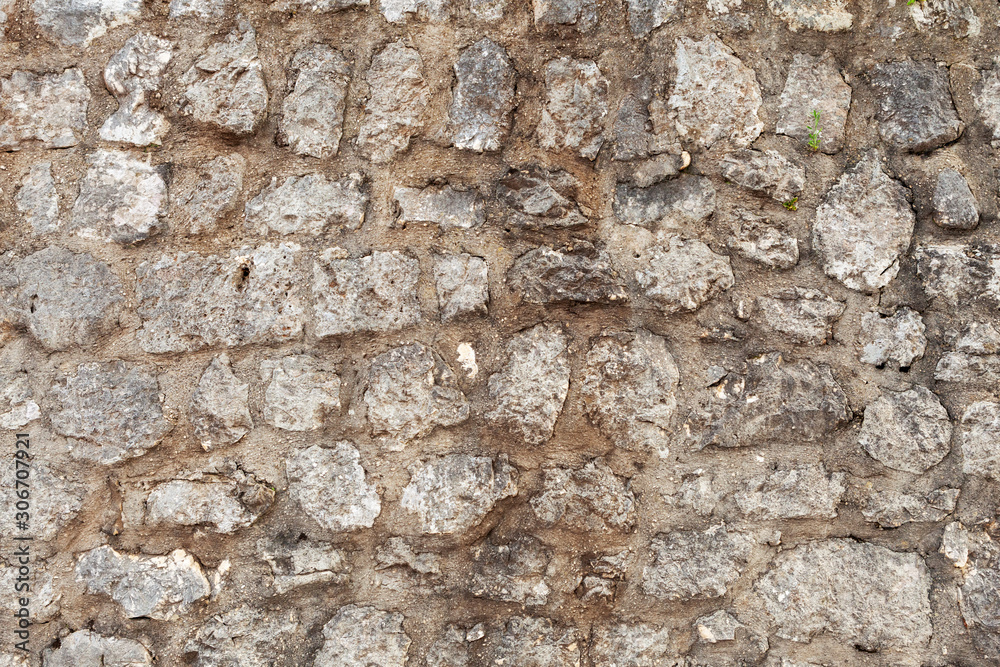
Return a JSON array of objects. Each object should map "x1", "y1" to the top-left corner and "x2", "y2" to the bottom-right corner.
[
  {"x1": 537, "y1": 57, "x2": 609, "y2": 159},
  {"x1": 933, "y1": 168, "x2": 979, "y2": 230},
  {"x1": 286, "y1": 443, "x2": 381, "y2": 532},
  {"x1": 960, "y1": 401, "x2": 1000, "y2": 480},
  {"x1": 190, "y1": 353, "x2": 252, "y2": 449},
  {"x1": 627, "y1": 0, "x2": 681, "y2": 37},
  {"x1": 76, "y1": 546, "x2": 211, "y2": 620},
  {"x1": 862, "y1": 487, "x2": 959, "y2": 528},
  {"x1": 614, "y1": 176, "x2": 716, "y2": 230},
  {"x1": 468, "y1": 538, "x2": 552, "y2": 604},
  {"x1": 908, "y1": 0, "x2": 981, "y2": 37},
  {"x1": 449, "y1": 38, "x2": 516, "y2": 152},
  {"x1": 278, "y1": 44, "x2": 350, "y2": 158},
  {"x1": 767, "y1": 0, "x2": 852, "y2": 31},
  {"x1": 375, "y1": 537, "x2": 442, "y2": 577},
  {"x1": 754, "y1": 539, "x2": 932, "y2": 650},
  {"x1": 263, "y1": 540, "x2": 350, "y2": 594},
  {"x1": 269, "y1": 0, "x2": 367, "y2": 11},
  {"x1": 728, "y1": 214, "x2": 798, "y2": 269},
  {"x1": 975, "y1": 62, "x2": 1000, "y2": 147},
  {"x1": 635, "y1": 236, "x2": 734, "y2": 313},
  {"x1": 364, "y1": 343, "x2": 469, "y2": 442},
  {"x1": 246, "y1": 174, "x2": 367, "y2": 235},
  {"x1": 961, "y1": 551, "x2": 1000, "y2": 659},
  {"x1": 49, "y1": 361, "x2": 171, "y2": 464},
  {"x1": 260, "y1": 355, "x2": 340, "y2": 432},
  {"x1": 813, "y1": 152, "x2": 914, "y2": 292},
  {"x1": 314, "y1": 605, "x2": 410, "y2": 667},
  {"x1": 754, "y1": 287, "x2": 845, "y2": 346},
  {"x1": 393, "y1": 184, "x2": 484, "y2": 230},
  {"x1": 170, "y1": 154, "x2": 245, "y2": 235},
  {"x1": 777, "y1": 52, "x2": 851, "y2": 153},
  {"x1": 312, "y1": 250, "x2": 421, "y2": 337},
  {"x1": 858, "y1": 385, "x2": 952, "y2": 474},
  {"x1": 508, "y1": 245, "x2": 628, "y2": 305},
  {"x1": 0, "y1": 370, "x2": 39, "y2": 430},
  {"x1": 497, "y1": 166, "x2": 589, "y2": 229},
  {"x1": 470, "y1": 0, "x2": 503, "y2": 18},
  {"x1": 857, "y1": 308, "x2": 926, "y2": 369},
  {"x1": 936, "y1": 323, "x2": 1000, "y2": 386},
  {"x1": 401, "y1": 454, "x2": 517, "y2": 534},
  {"x1": 32, "y1": 0, "x2": 140, "y2": 44},
  {"x1": 719, "y1": 149, "x2": 805, "y2": 202},
  {"x1": 179, "y1": 21, "x2": 269, "y2": 135},
  {"x1": 736, "y1": 465, "x2": 845, "y2": 519},
  {"x1": 136, "y1": 244, "x2": 305, "y2": 352},
  {"x1": 633, "y1": 154, "x2": 688, "y2": 187},
  {"x1": 357, "y1": 41, "x2": 430, "y2": 164},
  {"x1": 533, "y1": 0, "x2": 595, "y2": 31},
  {"x1": 434, "y1": 254, "x2": 489, "y2": 321},
  {"x1": 486, "y1": 324, "x2": 570, "y2": 446},
  {"x1": 15, "y1": 162, "x2": 59, "y2": 234},
  {"x1": 915, "y1": 243, "x2": 1000, "y2": 308},
  {"x1": 380, "y1": 0, "x2": 448, "y2": 21},
  {"x1": 611, "y1": 87, "x2": 654, "y2": 161},
  {"x1": 581, "y1": 329, "x2": 679, "y2": 454},
  {"x1": 169, "y1": 0, "x2": 231, "y2": 18},
  {"x1": 183, "y1": 605, "x2": 300, "y2": 666},
  {"x1": 100, "y1": 33, "x2": 173, "y2": 146},
  {"x1": 870, "y1": 60, "x2": 961, "y2": 153},
  {"x1": 669, "y1": 34, "x2": 763, "y2": 149},
  {"x1": 425, "y1": 626, "x2": 474, "y2": 667},
  {"x1": 42, "y1": 630, "x2": 152, "y2": 666},
  {"x1": 475, "y1": 618, "x2": 580, "y2": 666},
  {"x1": 642, "y1": 525, "x2": 753, "y2": 600},
  {"x1": 941, "y1": 521, "x2": 969, "y2": 568},
  {"x1": 0, "y1": 69, "x2": 90, "y2": 150},
  {"x1": 0, "y1": 461, "x2": 84, "y2": 542},
  {"x1": 531, "y1": 459, "x2": 637, "y2": 532},
  {"x1": 145, "y1": 477, "x2": 273, "y2": 533},
  {"x1": 589, "y1": 623, "x2": 673, "y2": 665}
]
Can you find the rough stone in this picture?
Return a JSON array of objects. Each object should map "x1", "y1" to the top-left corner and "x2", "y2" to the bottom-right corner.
[
  {"x1": 754, "y1": 287, "x2": 845, "y2": 346},
  {"x1": 634, "y1": 235, "x2": 734, "y2": 313},
  {"x1": 908, "y1": 0, "x2": 980, "y2": 37},
  {"x1": 719, "y1": 149, "x2": 805, "y2": 202},
  {"x1": 632, "y1": 154, "x2": 688, "y2": 187},
  {"x1": 858, "y1": 385, "x2": 952, "y2": 474},
  {"x1": 959, "y1": 401, "x2": 1000, "y2": 480},
  {"x1": 190, "y1": 354, "x2": 252, "y2": 449},
  {"x1": 960, "y1": 548, "x2": 1000, "y2": 660},
  {"x1": 264, "y1": 541, "x2": 350, "y2": 594},
  {"x1": 470, "y1": 0, "x2": 503, "y2": 18},
  {"x1": 15, "y1": 162, "x2": 59, "y2": 234},
  {"x1": 379, "y1": 0, "x2": 448, "y2": 22},
  {"x1": 736, "y1": 465, "x2": 845, "y2": 519},
  {"x1": 532, "y1": 0, "x2": 595, "y2": 31},
  {"x1": 933, "y1": 168, "x2": 979, "y2": 230},
  {"x1": 0, "y1": 69, "x2": 90, "y2": 150},
  {"x1": 433, "y1": 254, "x2": 489, "y2": 321},
  {"x1": 531, "y1": 459, "x2": 637, "y2": 531},
  {"x1": 776, "y1": 52, "x2": 851, "y2": 153},
  {"x1": 497, "y1": 166, "x2": 589, "y2": 228},
  {"x1": 145, "y1": 476, "x2": 273, "y2": 533},
  {"x1": 278, "y1": 44, "x2": 350, "y2": 158},
  {"x1": 589, "y1": 623, "x2": 674, "y2": 665},
  {"x1": 168, "y1": 0, "x2": 231, "y2": 18},
  {"x1": 169, "y1": 154, "x2": 246, "y2": 235},
  {"x1": 915, "y1": 244, "x2": 1000, "y2": 308},
  {"x1": 0, "y1": 461, "x2": 84, "y2": 542},
  {"x1": 260, "y1": 355, "x2": 340, "y2": 432},
  {"x1": 857, "y1": 308, "x2": 926, "y2": 369},
  {"x1": 862, "y1": 487, "x2": 959, "y2": 528},
  {"x1": 475, "y1": 617, "x2": 580, "y2": 666},
  {"x1": 537, "y1": 57, "x2": 609, "y2": 159},
  {"x1": 183, "y1": 605, "x2": 300, "y2": 666},
  {"x1": 728, "y1": 214, "x2": 798, "y2": 269},
  {"x1": 508, "y1": 245, "x2": 628, "y2": 305},
  {"x1": 313, "y1": 605, "x2": 410, "y2": 667},
  {"x1": 936, "y1": 323, "x2": 1000, "y2": 386},
  {"x1": 941, "y1": 521, "x2": 969, "y2": 567},
  {"x1": 642, "y1": 525, "x2": 753, "y2": 600},
  {"x1": 376, "y1": 537, "x2": 443, "y2": 576},
  {"x1": 614, "y1": 176, "x2": 716, "y2": 230},
  {"x1": 32, "y1": 0, "x2": 140, "y2": 45},
  {"x1": 627, "y1": 0, "x2": 681, "y2": 37},
  {"x1": 246, "y1": 174, "x2": 367, "y2": 235},
  {"x1": 268, "y1": 0, "x2": 367, "y2": 11},
  {"x1": 449, "y1": 38, "x2": 516, "y2": 152},
  {"x1": 467, "y1": 537, "x2": 552, "y2": 604},
  {"x1": 767, "y1": 0, "x2": 852, "y2": 31},
  {"x1": 393, "y1": 184, "x2": 484, "y2": 230},
  {"x1": 870, "y1": 60, "x2": 961, "y2": 153},
  {"x1": 286, "y1": 443, "x2": 381, "y2": 532},
  {"x1": 813, "y1": 151, "x2": 915, "y2": 292},
  {"x1": 0, "y1": 369, "x2": 39, "y2": 430},
  {"x1": 975, "y1": 61, "x2": 1000, "y2": 148},
  {"x1": 0, "y1": 565, "x2": 59, "y2": 623},
  {"x1": 42, "y1": 630, "x2": 152, "y2": 666},
  {"x1": 100, "y1": 33, "x2": 173, "y2": 146},
  {"x1": 357, "y1": 41, "x2": 430, "y2": 164}
]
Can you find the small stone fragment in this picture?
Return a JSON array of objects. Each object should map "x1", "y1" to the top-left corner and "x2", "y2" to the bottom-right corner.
[
  {"x1": 589, "y1": 623, "x2": 674, "y2": 665},
  {"x1": 696, "y1": 610, "x2": 745, "y2": 643},
  {"x1": 434, "y1": 254, "x2": 489, "y2": 322},
  {"x1": 642, "y1": 525, "x2": 753, "y2": 600},
  {"x1": 0, "y1": 69, "x2": 90, "y2": 150},
  {"x1": 915, "y1": 244, "x2": 1000, "y2": 308},
  {"x1": 278, "y1": 44, "x2": 350, "y2": 159},
  {"x1": 633, "y1": 154, "x2": 687, "y2": 187},
  {"x1": 728, "y1": 214, "x2": 798, "y2": 269},
  {"x1": 933, "y1": 168, "x2": 979, "y2": 230},
  {"x1": 857, "y1": 308, "x2": 926, "y2": 369},
  {"x1": 190, "y1": 354, "x2": 252, "y2": 449},
  {"x1": 634, "y1": 236, "x2": 734, "y2": 314},
  {"x1": 15, "y1": 163, "x2": 59, "y2": 234},
  {"x1": 858, "y1": 385, "x2": 952, "y2": 474},
  {"x1": 475, "y1": 618, "x2": 580, "y2": 666},
  {"x1": 537, "y1": 57, "x2": 609, "y2": 159},
  {"x1": 42, "y1": 630, "x2": 152, "y2": 667},
  {"x1": 862, "y1": 487, "x2": 959, "y2": 528},
  {"x1": 497, "y1": 166, "x2": 589, "y2": 228},
  {"x1": 614, "y1": 176, "x2": 716, "y2": 230},
  {"x1": 468, "y1": 537, "x2": 552, "y2": 605},
  {"x1": 169, "y1": 154, "x2": 246, "y2": 235},
  {"x1": 261, "y1": 355, "x2": 340, "y2": 432},
  {"x1": 393, "y1": 184, "x2": 484, "y2": 230},
  {"x1": 264, "y1": 540, "x2": 350, "y2": 594},
  {"x1": 100, "y1": 33, "x2": 173, "y2": 146},
  {"x1": 870, "y1": 60, "x2": 962, "y2": 153},
  {"x1": 532, "y1": 0, "x2": 595, "y2": 31},
  {"x1": 357, "y1": 41, "x2": 430, "y2": 164},
  {"x1": 314, "y1": 605, "x2": 410, "y2": 667},
  {"x1": 941, "y1": 522, "x2": 969, "y2": 567},
  {"x1": 508, "y1": 245, "x2": 628, "y2": 305},
  {"x1": 627, "y1": 0, "x2": 681, "y2": 36},
  {"x1": 719, "y1": 149, "x2": 805, "y2": 202},
  {"x1": 246, "y1": 174, "x2": 367, "y2": 235},
  {"x1": 531, "y1": 459, "x2": 637, "y2": 532},
  {"x1": 736, "y1": 465, "x2": 845, "y2": 519},
  {"x1": 286, "y1": 443, "x2": 381, "y2": 532},
  {"x1": 754, "y1": 287, "x2": 845, "y2": 346},
  {"x1": 960, "y1": 401, "x2": 1000, "y2": 480},
  {"x1": 32, "y1": 0, "x2": 140, "y2": 45},
  {"x1": 777, "y1": 52, "x2": 851, "y2": 153},
  {"x1": 145, "y1": 477, "x2": 272, "y2": 533},
  {"x1": 449, "y1": 38, "x2": 516, "y2": 152},
  {"x1": 767, "y1": 0, "x2": 852, "y2": 31}
]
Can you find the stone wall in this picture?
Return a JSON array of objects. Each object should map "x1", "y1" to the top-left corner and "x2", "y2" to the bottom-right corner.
[{"x1": 1, "y1": 0, "x2": 999, "y2": 663}]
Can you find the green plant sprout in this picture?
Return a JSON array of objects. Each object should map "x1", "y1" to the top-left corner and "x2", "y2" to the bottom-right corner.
[
  {"x1": 807, "y1": 110, "x2": 822, "y2": 151},
  {"x1": 782, "y1": 197, "x2": 798, "y2": 211}
]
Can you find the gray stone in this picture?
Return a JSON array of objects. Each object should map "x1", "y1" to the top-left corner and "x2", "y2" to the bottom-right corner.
[
  {"x1": 136, "y1": 243, "x2": 305, "y2": 352},
  {"x1": 736, "y1": 465, "x2": 845, "y2": 519},
  {"x1": 433, "y1": 254, "x2": 489, "y2": 321},
  {"x1": 754, "y1": 287, "x2": 845, "y2": 346},
  {"x1": 357, "y1": 41, "x2": 430, "y2": 164},
  {"x1": 589, "y1": 623, "x2": 674, "y2": 666},
  {"x1": 364, "y1": 343, "x2": 469, "y2": 442},
  {"x1": 627, "y1": 0, "x2": 681, "y2": 36},
  {"x1": 696, "y1": 611, "x2": 748, "y2": 643},
  {"x1": 475, "y1": 618, "x2": 580, "y2": 666},
  {"x1": 614, "y1": 176, "x2": 716, "y2": 230},
  {"x1": 286, "y1": 443, "x2": 381, "y2": 532},
  {"x1": 190, "y1": 353, "x2": 252, "y2": 449},
  {"x1": 470, "y1": 0, "x2": 503, "y2": 18},
  {"x1": 0, "y1": 69, "x2": 90, "y2": 150},
  {"x1": 915, "y1": 244, "x2": 1000, "y2": 308},
  {"x1": 375, "y1": 537, "x2": 442, "y2": 575},
  {"x1": 314, "y1": 605, "x2": 410, "y2": 667},
  {"x1": 857, "y1": 307, "x2": 926, "y2": 369},
  {"x1": 634, "y1": 236, "x2": 734, "y2": 314},
  {"x1": 754, "y1": 539, "x2": 932, "y2": 650},
  {"x1": 393, "y1": 184, "x2": 484, "y2": 230},
  {"x1": 263, "y1": 540, "x2": 350, "y2": 594},
  {"x1": 612, "y1": 88, "x2": 654, "y2": 161},
  {"x1": 728, "y1": 214, "x2": 798, "y2": 269},
  {"x1": 537, "y1": 57, "x2": 608, "y2": 159},
  {"x1": 933, "y1": 168, "x2": 979, "y2": 230},
  {"x1": 183, "y1": 605, "x2": 300, "y2": 667},
  {"x1": 0, "y1": 369, "x2": 39, "y2": 430},
  {"x1": 530, "y1": 459, "x2": 637, "y2": 532},
  {"x1": 633, "y1": 154, "x2": 688, "y2": 187},
  {"x1": 858, "y1": 385, "x2": 952, "y2": 474},
  {"x1": 508, "y1": 245, "x2": 628, "y2": 305},
  {"x1": 960, "y1": 553, "x2": 1000, "y2": 659},
  {"x1": 42, "y1": 630, "x2": 152, "y2": 667},
  {"x1": 312, "y1": 249, "x2": 421, "y2": 337},
  {"x1": 449, "y1": 38, "x2": 516, "y2": 152},
  {"x1": 75, "y1": 546, "x2": 212, "y2": 620},
  {"x1": 941, "y1": 521, "x2": 970, "y2": 567},
  {"x1": 169, "y1": 154, "x2": 246, "y2": 235},
  {"x1": 975, "y1": 61, "x2": 1000, "y2": 148},
  {"x1": 379, "y1": 0, "x2": 448, "y2": 21},
  {"x1": 532, "y1": 0, "x2": 595, "y2": 31},
  {"x1": 261, "y1": 355, "x2": 340, "y2": 432},
  {"x1": 278, "y1": 44, "x2": 350, "y2": 158},
  {"x1": 15, "y1": 162, "x2": 59, "y2": 234},
  {"x1": 425, "y1": 626, "x2": 472, "y2": 667},
  {"x1": 767, "y1": 0, "x2": 852, "y2": 31},
  {"x1": 246, "y1": 174, "x2": 367, "y2": 235},
  {"x1": 581, "y1": 329, "x2": 679, "y2": 454},
  {"x1": 1, "y1": 566, "x2": 57, "y2": 623},
  {"x1": 178, "y1": 21, "x2": 269, "y2": 135},
  {"x1": 870, "y1": 60, "x2": 961, "y2": 152},
  {"x1": 909, "y1": 0, "x2": 980, "y2": 36},
  {"x1": 32, "y1": 0, "x2": 140, "y2": 45},
  {"x1": 497, "y1": 166, "x2": 589, "y2": 228},
  {"x1": 100, "y1": 33, "x2": 173, "y2": 146},
  {"x1": 486, "y1": 324, "x2": 570, "y2": 446},
  {"x1": 468, "y1": 539, "x2": 552, "y2": 604},
  {"x1": 862, "y1": 487, "x2": 959, "y2": 528},
  {"x1": 269, "y1": 0, "x2": 367, "y2": 11},
  {"x1": 49, "y1": 361, "x2": 171, "y2": 465},
  {"x1": 0, "y1": 461, "x2": 84, "y2": 542},
  {"x1": 936, "y1": 323, "x2": 1000, "y2": 386},
  {"x1": 777, "y1": 52, "x2": 851, "y2": 153},
  {"x1": 401, "y1": 454, "x2": 517, "y2": 534},
  {"x1": 642, "y1": 525, "x2": 753, "y2": 600},
  {"x1": 0, "y1": 0, "x2": 12, "y2": 41},
  {"x1": 719, "y1": 149, "x2": 805, "y2": 202},
  {"x1": 813, "y1": 151, "x2": 914, "y2": 292},
  {"x1": 168, "y1": 0, "x2": 231, "y2": 18},
  {"x1": 145, "y1": 476, "x2": 273, "y2": 533},
  {"x1": 669, "y1": 34, "x2": 763, "y2": 149},
  {"x1": 960, "y1": 401, "x2": 1000, "y2": 480}
]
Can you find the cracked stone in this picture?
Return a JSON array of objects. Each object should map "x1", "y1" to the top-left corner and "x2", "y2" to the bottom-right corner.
[
  {"x1": 531, "y1": 459, "x2": 637, "y2": 532},
  {"x1": 263, "y1": 540, "x2": 350, "y2": 594},
  {"x1": 449, "y1": 38, "x2": 516, "y2": 152},
  {"x1": 100, "y1": 33, "x2": 173, "y2": 146},
  {"x1": 777, "y1": 52, "x2": 851, "y2": 153},
  {"x1": 754, "y1": 287, "x2": 845, "y2": 346},
  {"x1": 434, "y1": 253, "x2": 489, "y2": 322},
  {"x1": 933, "y1": 168, "x2": 979, "y2": 230},
  {"x1": 870, "y1": 60, "x2": 962, "y2": 153},
  {"x1": 0, "y1": 370, "x2": 39, "y2": 430},
  {"x1": 468, "y1": 539, "x2": 552, "y2": 604},
  {"x1": 0, "y1": 461, "x2": 84, "y2": 542},
  {"x1": 15, "y1": 162, "x2": 59, "y2": 234},
  {"x1": 269, "y1": 0, "x2": 367, "y2": 11},
  {"x1": 314, "y1": 605, "x2": 410, "y2": 667},
  {"x1": 767, "y1": 0, "x2": 852, "y2": 31},
  {"x1": 627, "y1": 0, "x2": 681, "y2": 36},
  {"x1": 642, "y1": 525, "x2": 753, "y2": 600},
  {"x1": 169, "y1": 154, "x2": 246, "y2": 235},
  {"x1": 936, "y1": 323, "x2": 1000, "y2": 386},
  {"x1": 470, "y1": 0, "x2": 503, "y2": 18},
  {"x1": 915, "y1": 244, "x2": 1000, "y2": 309},
  {"x1": 858, "y1": 385, "x2": 952, "y2": 474},
  {"x1": 532, "y1": 0, "x2": 595, "y2": 31},
  {"x1": 719, "y1": 149, "x2": 805, "y2": 202},
  {"x1": 0, "y1": 69, "x2": 90, "y2": 150},
  {"x1": 537, "y1": 57, "x2": 609, "y2": 159},
  {"x1": 508, "y1": 245, "x2": 628, "y2": 305},
  {"x1": 862, "y1": 487, "x2": 959, "y2": 528},
  {"x1": 961, "y1": 541, "x2": 1000, "y2": 659},
  {"x1": 736, "y1": 465, "x2": 845, "y2": 519},
  {"x1": 393, "y1": 184, "x2": 484, "y2": 230},
  {"x1": 380, "y1": 0, "x2": 448, "y2": 22},
  {"x1": 357, "y1": 41, "x2": 430, "y2": 164},
  {"x1": 42, "y1": 630, "x2": 152, "y2": 667},
  {"x1": 497, "y1": 166, "x2": 589, "y2": 229},
  {"x1": 145, "y1": 475, "x2": 274, "y2": 533},
  {"x1": 474, "y1": 618, "x2": 578, "y2": 666},
  {"x1": 728, "y1": 214, "x2": 798, "y2": 269},
  {"x1": 261, "y1": 355, "x2": 340, "y2": 432},
  {"x1": 909, "y1": 0, "x2": 980, "y2": 37},
  {"x1": 32, "y1": 0, "x2": 140, "y2": 44},
  {"x1": 168, "y1": 0, "x2": 231, "y2": 18},
  {"x1": 286, "y1": 443, "x2": 381, "y2": 532},
  {"x1": 590, "y1": 623, "x2": 674, "y2": 665},
  {"x1": 278, "y1": 44, "x2": 350, "y2": 159},
  {"x1": 960, "y1": 401, "x2": 1000, "y2": 481},
  {"x1": 975, "y1": 61, "x2": 1000, "y2": 148},
  {"x1": 375, "y1": 537, "x2": 442, "y2": 576},
  {"x1": 857, "y1": 307, "x2": 926, "y2": 369},
  {"x1": 614, "y1": 176, "x2": 716, "y2": 230},
  {"x1": 634, "y1": 235, "x2": 734, "y2": 314},
  {"x1": 183, "y1": 604, "x2": 300, "y2": 667},
  {"x1": 190, "y1": 353, "x2": 252, "y2": 449},
  {"x1": 246, "y1": 174, "x2": 367, "y2": 235}
]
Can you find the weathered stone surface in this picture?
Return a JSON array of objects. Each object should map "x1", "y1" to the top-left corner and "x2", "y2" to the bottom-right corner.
[
  {"x1": 933, "y1": 168, "x2": 979, "y2": 230},
  {"x1": 278, "y1": 44, "x2": 349, "y2": 158},
  {"x1": 642, "y1": 525, "x2": 753, "y2": 600},
  {"x1": 857, "y1": 308, "x2": 926, "y2": 369},
  {"x1": 767, "y1": 0, "x2": 852, "y2": 31},
  {"x1": 264, "y1": 540, "x2": 350, "y2": 594},
  {"x1": 975, "y1": 62, "x2": 1000, "y2": 147},
  {"x1": 754, "y1": 539, "x2": 932, "y2": 650},
  {"x1": 531, "y1": 459, "x2": 636, "y2": 531},
  {"x1": 190, "y1": 354, "x2": 252, "y2": 449},
  {"x1": 178, "y1": 21, "x2": 269, "y2": 135},
  {"x1": 0, "y1": 69, "x2": 90, "y2": 150},
  {"x1": 379, "y1": 0, "x2": 448, "y2": 22},
  {"x1": 169, "y1": 154, "x2": 246, "y2": 235},
  {"x1": 960, "y1": 401, "x2": 1000, "y2": 480},
  {"x1": 633, "y1": 154, "x2": 688, "y2": 187},
  {"x1": 376, "y1": 537, "x2": 443, "y2": 578},
  {"x1": 312, "y1": 249, "x2": 421, "y2": 337},
  {"x1": 581, "y1": 329, "x2": 679, "y2": 454},
  {"x1": 33, "y1": 0, "x2": 140, "y2": 44},
  {"x1": 935, "y1": 323, "x2": 1000, "y2": 386},
  {"x1": 509, "y1": 245, "x2": 628, "y2": 305},
  {"x1": 269, "y1": 0, "x2": 367, "y2": 11},
  {"x1": 137, "y1": 244, "x2": 305, "y2": 352},
  {"x1": 634, "y1": 236, "x2": 734, "y2": 313},
  {"x1": 941, "y1": 521, "x2": 969, "y2": 568},
  {"x1": 261, "y1": 355, "x2": 340, "y2": 432},
  {"x1": 909, "y1": 0, "x2": 981, "y2": 37},
  {"x1": 357, "y1": 41, "x2": 430, "y2": 163},
  {"x1": 537, "y1": 57, "x2": 608, "y2": 159},
  {"x1": 755, "y1": 287, "x2": 845, "y2": 346},
  {"x1": 486, "y1": 324, "x2": 570, "y2": 445},
  {"x1": 76, "y1": 546, "x2": 211, "y2": 620},
  {"x1": 467, "y1": 538, "x2": 552, "y2": 604},
  {"x1": 42, "y1": 630, "x2": 152, "y2": 666},
  {"x1": 862, "y1": 487, "x2": 959, "y2": 528},
  {"x1": 813, "y1": 152, "x2": 915, "y2": 292},
  {"x1": 475, "y1": 617, "x2": 580, "y2": 666},
  {"x1": 719, "y1": 149, "x2": 805, "y2": 202},
  {"x1": 470, "y1": 0, "x2": 503, "y2": 18},
  {"x1": 776, "y1": 52, "x2": 851, "y2": 153},
  {"x1": 183, "y1": 604, "x2": 300, "y2": 666},
  {"x1": 15, "y1": 162, "x2": 59, "y2": 233},
  {"x1": 736, "y1": 465, "x2": 845, "y2": 519},
  {"x1": 614, "y1": 176, "x2": 716, "y2": 230},
  {"x1": 728, "y1": 214, "x2": 798, "y2": 269},
  {"x1": 393, "y1": 184, "x2": 484, "y2": 230},
  {"x1": 0, "y1": 461, "x2": 84, "y2": 542},
  {"x1": 0, "y1": 370, "x2": 39, "y2": 430},
  {"x1": 401, "y1": 454, "x2": 517, "y2": 534},
  {"x1": 145, "y1": 476, "x2": 273, "y2": 533},
  {"x1": 497, "y1": 166, "x2": 589, "y2": 228},
  {"x1": 246, "y1": 174, "x2": 367, "y2": 235},
  {"x1": 627, "y1": 0, "x2": 681, "y2": 36},
  {"x1": 50, "y1": 361, "x2": 171, "y2": 464},
  {"x1": 858, "y1": 385, "x2": 952, "y2": 474},
  {"x1": 314, "y1": 605, "x2": 410, "y2": 667},
  {"x1": 364, "y1": 343, "x2": 468, "y2": 442},
  {"x1": 286, "y1": 443, "x2": 380, "y2": 532},
  {"x1": 915, "y1": 244, "x2": 1000, "y2": 308},
  {"x1": 533, "y1": 0, "x2": 595, "y2": 31},
  {"x1": 870, "y1": 60, "x2": 961, "y2": 153},
  {"x1": 589, "y1": 623, "x2": 674, "y2": 665},
  {"x1": 669, "y1": 34, "x2": 763, "y2": 149},
  {"x1": 449, "y1": 38, "x2": 516, "y2": 152},
  {"x1": 434, "y1": 254, "x2": 489, "y2": 321},
  {"x1": 960, "y1": 547, "x2": 1000, "y2": 659},
  {"x1": 168, "y1": 0, "x2": 230, "y2": 18},
  {"x1": 100, "y1": 33, "x2": 173, "y2": 146}
]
